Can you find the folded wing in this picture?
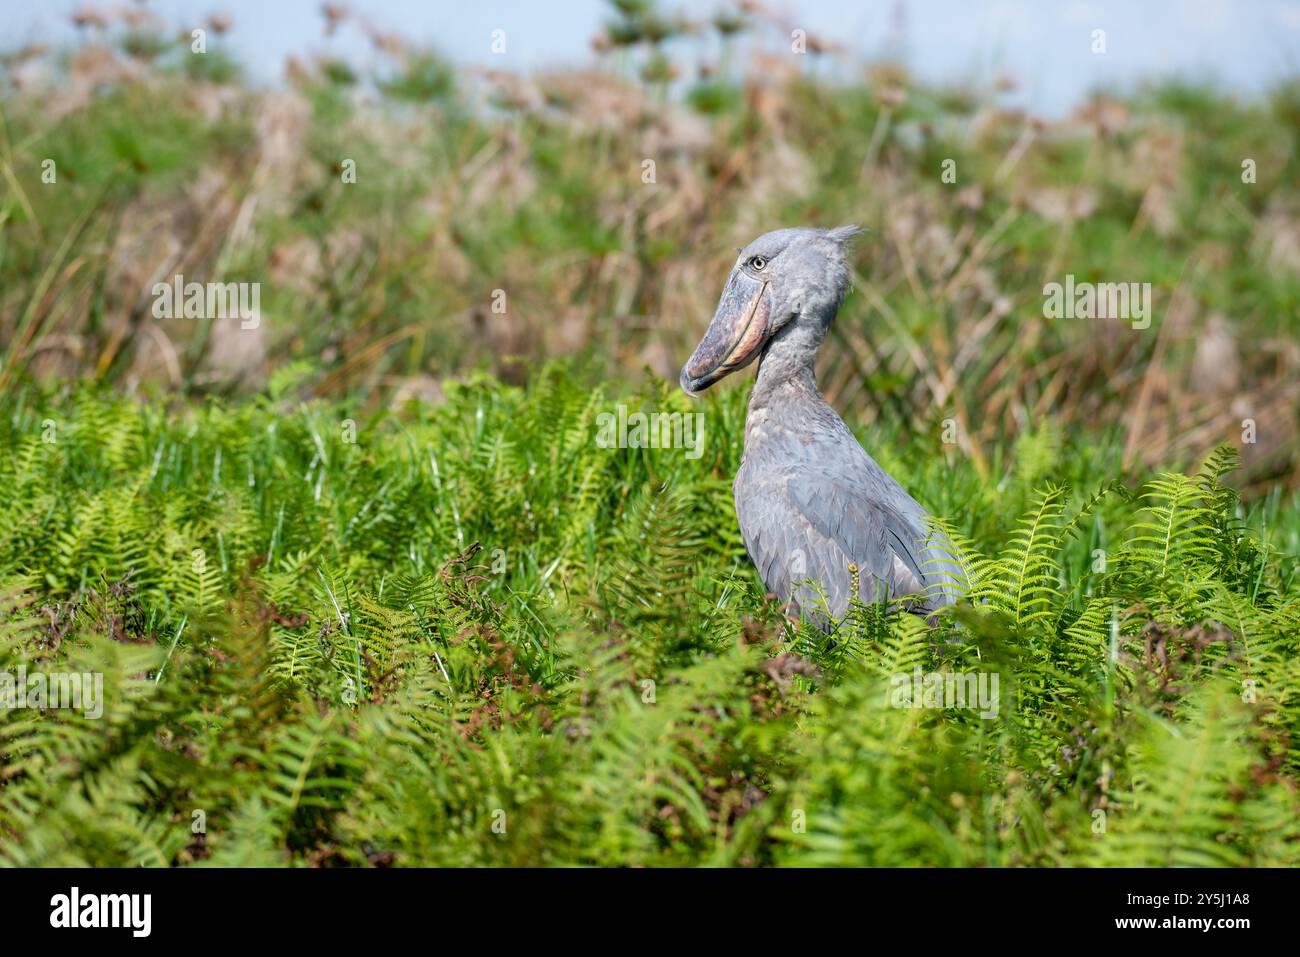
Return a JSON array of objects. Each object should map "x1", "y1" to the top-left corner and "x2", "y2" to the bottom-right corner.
[{"x1": 735, "y1": 466, "x2": 958, "y2": 622}]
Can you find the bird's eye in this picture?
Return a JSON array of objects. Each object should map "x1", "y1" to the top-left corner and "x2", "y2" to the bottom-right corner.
[{"x1": 748, "y1": 255, "x2": 768, "y2": 271}]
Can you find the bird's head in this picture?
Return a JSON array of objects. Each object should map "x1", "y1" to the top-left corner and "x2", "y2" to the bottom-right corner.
[{"x1": 679, "y1": 225, "x2": 861, "y2": 395}]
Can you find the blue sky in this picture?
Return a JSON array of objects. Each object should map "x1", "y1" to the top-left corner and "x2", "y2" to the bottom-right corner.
[{"x1": 7, "y1": 0, "x2": 1300, "y2": 115}]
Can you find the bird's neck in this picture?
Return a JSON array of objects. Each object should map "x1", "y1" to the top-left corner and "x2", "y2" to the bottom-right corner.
[{"x1": 748, "y1": 318, "x2": 829, "y2": 422}]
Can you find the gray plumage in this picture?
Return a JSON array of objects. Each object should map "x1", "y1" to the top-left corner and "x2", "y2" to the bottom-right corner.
[{"x1": 681, "y1": 226, "x2": 959, "y2": 625}]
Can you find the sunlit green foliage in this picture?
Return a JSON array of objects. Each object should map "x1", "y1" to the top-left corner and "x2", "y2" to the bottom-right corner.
[{"x1": 1, "y1": 372, "x2": 1296, "y2": 866}]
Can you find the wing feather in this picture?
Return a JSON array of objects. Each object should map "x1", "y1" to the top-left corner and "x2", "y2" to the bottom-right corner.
[{"x1": 736, "y1": 465, "x2": 954, "y2": 622}]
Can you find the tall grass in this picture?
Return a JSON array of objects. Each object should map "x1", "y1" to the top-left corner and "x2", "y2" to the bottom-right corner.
[{"x1": 1, "y1": 3, "x2": 1297, "y2": 488}]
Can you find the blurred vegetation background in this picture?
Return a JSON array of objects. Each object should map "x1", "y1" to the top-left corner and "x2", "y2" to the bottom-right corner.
[{"x1": 1, "y1": 0, "x2": 1298, "y2": 492}]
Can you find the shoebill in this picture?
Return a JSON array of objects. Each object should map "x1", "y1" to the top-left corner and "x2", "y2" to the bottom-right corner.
[{"x1": 680, "y1": 226, "x2": 959, "y2": 625}]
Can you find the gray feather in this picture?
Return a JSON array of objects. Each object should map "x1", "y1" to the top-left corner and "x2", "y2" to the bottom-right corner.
[{"x1": 685, "y1": 226, "x2": 961, "y2": 627}]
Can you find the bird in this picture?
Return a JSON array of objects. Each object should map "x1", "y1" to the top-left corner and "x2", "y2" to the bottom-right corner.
[{"x1": 679, "y1": 225, "x2": 959, "y2": 626}]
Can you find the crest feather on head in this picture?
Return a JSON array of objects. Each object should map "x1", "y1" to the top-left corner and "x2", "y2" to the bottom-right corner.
[{"x1": 825, "y1": 224, "x2": 864, "y2": 248}]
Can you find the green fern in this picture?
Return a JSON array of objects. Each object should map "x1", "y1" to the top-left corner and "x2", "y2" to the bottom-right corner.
[{"x1": 0, "y1": 379, "x2": 1295, "y2": 868}]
